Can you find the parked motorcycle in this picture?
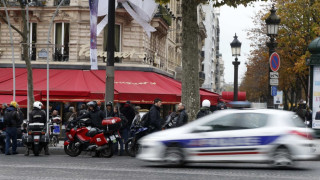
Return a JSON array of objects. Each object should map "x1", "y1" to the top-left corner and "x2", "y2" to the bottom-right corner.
[
  {"x1": 22, "y1": 123, "x2": 50, "y2": 156},
  {"x1": 162, "y1": 112, "x2": 178, "y2": 130},
  {"x1": 125, "y1": 124, "x2": 148, "y2": 157},
  {"x1": 64, "y1": 117, "x2": 122, "y2": 158}
]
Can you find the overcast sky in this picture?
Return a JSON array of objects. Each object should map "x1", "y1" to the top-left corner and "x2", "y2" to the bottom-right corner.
[{"x1": 219, "y1": 1, "x2": 269, "y2": 84}]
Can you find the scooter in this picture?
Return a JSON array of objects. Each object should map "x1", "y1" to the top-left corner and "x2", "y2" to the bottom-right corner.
[
  {"x1": 49, "y1": 117, "x2": 61, "y2": 147},
  {"x1": 64, "y1": 117, "x2": 121, "y2": 158},
  {"x1": 22, "y1": 123, "x2": 50, "y2": 156},
  {"x1": 125, "y1": 124, "x2": 148, "y2": 157}
]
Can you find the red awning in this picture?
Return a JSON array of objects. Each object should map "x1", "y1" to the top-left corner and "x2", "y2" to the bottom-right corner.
[
  {"x1": 0, "y1": 94, "x2": 41, "y2": 108},
  {"x1": 200, "y1": 89, "x2": 219, "y2": 106},
  {"x1": 0, "y1": 68, "x2": 219, "y2": 105},
  {"x1": 221, "y1": 91, "x2": 246, "y2": 101}
]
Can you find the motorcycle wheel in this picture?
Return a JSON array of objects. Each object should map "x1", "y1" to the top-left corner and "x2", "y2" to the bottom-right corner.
[
  {"x1": 100, "y1": 143, "x2": 113, "y2": 158},
  {"x1": 125, "y1": 139, "x2": 138, "y2": 157},
  {"x1": 33, "y1": 144, "x2": 40, "y2": 156},
  {"x1": 64, "y1": 142, "x2": 81, "y2": 157}
]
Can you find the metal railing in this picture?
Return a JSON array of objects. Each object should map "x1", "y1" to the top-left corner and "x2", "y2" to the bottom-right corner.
[{"x1": 54, "y1": 0, "x2": 70, "y2": 6}]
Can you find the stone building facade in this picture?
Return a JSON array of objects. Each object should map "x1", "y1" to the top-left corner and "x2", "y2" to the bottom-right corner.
[
  {"x1": 201, "y1": 5, "x2": 224, "y2": 93},
  {"x1": 0, "y1": 0, "x2": 207, "y2": 83}
]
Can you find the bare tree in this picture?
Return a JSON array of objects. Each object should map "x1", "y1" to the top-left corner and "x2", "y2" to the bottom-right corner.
[{"x1": 0, "y1": 0, "x2": 35, "y2": 109}]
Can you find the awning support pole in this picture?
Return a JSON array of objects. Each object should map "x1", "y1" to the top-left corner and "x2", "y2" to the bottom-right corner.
[
  {"x1": 2, "y1": 0, "x2": 15, "y2": 101},
  {"x1": 46, "y1": 0, "x2": 66, "y2": 133}
]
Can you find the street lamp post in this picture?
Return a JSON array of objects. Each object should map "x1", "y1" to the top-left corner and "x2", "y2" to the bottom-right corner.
[
  {"x1": 265, "y1": 5, "x2": 281, "y2": 109},
  {"x1": 230, "y1": 33, "x2": 242, "y2": 101}
]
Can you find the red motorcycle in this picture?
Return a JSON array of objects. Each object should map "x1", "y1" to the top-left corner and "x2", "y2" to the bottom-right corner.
[{"x1": 64, "y1": 117, "x2": 121, "y2": 157}]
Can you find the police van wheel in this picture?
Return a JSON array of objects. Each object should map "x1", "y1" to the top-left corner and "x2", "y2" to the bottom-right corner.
[
  {"x1": 164, "y1": 146, "x2": 185, "y2": 167},
  {"x1": 272, "y1": 147, "x2": 293, "y2": 168}
]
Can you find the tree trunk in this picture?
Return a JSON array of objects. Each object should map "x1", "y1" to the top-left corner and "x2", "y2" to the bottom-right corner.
[
  {"x1": 296, "y1": 75, "x2": 302, "y2": 103},
  {"x1": 283, "y1": 89, "x2": 288, "y2": 110},
  {"x1": 20, "y1": 5, "x2": 35, "y2": 110},
  {"x1": 181, "y1": 0, "x2": 200, "y2": 121},
  {"x1": 290, "y1": 88, "x2": 295, "y2": 111}
]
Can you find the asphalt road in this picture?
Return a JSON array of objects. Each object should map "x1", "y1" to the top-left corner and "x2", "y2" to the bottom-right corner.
[{"x1": 1, "y1": 152, "x2": 320, "y2": 180}]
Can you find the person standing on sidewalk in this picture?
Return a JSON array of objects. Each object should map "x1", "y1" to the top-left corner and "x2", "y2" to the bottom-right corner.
[
  {"x1": 105, "y1": 101, "x2": 114, "y2": 118},
  {"x1": 0, "y1": 103, "x2": 7, "y2": 154},
  {"x1": 149, "y1": 98, "x2": 162, "y2": 133},
  {"x1": 175, "y1": 103, "x2": 188, "y2": 127},
  {"x1": 113, "y1": 106, "x2": 128, "y2": 156},
  {"x1": 4, "y1": 101, "x2": 20, "y2": 155}
]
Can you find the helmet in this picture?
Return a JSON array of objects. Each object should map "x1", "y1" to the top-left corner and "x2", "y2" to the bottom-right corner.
[
  {"x1": 10, "y1": 101, "x2": 17, "y2": 108},
  {"x1": 87, "y1": 101, "x2": 97, "y2": 108},
  {"x1": 202, "y1": 99, "x2": 210, "y2": 107},
  {"x1": 33, "y1": 101, "x2": 43, "y2": 109},
  {"x1": 106, "y1": 101, "x2": 113, "y2": 107}
]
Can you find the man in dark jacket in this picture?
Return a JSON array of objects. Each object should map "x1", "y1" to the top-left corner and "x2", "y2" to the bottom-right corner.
[
  {"x1": 121, "y1": 101, "x2": 135, "y2": 128},
  {"x1": 0, "y1": 103, "x2": 7, "y2": 153},
  {"x1": 149, "y1": 98, "x2": 162, "y2": 133},
  {"x1": 196, "y1": 99, "x2": 211, "y2": 119},
  {"x1": 176, "y1": 103, "x2": 188, "y2": 127},
  {"x1": 4, "y1": 101, "x2": 20, "y2": 155},
  {"x1": 113, "y1": 106, "x2": 128, "y2": 156},
  {"x1": 105, "y1": 101, "x2": 114, "y2": 118},
  {"x1": 27, "y1": 101, "x2": 48, "y2": 156},
  {"x1": 78, "y1": 104, "x2": 88, "y2": 117},
  {"x1": 77, "y1": 101, "x2": 106, "y2": 129}
]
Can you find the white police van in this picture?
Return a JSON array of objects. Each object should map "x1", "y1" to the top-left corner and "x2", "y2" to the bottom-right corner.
[{"x1": 137, "y1": 109, "x2": 317, "y2": 167}]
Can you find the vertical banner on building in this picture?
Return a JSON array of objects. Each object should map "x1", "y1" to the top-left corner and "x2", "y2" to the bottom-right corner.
[
  {"x1": 89, "y1": 0, "x2": 99, "y2": 70},
  {"x1": 312, "y1": 66, "x2": 320, "y2": 129}
]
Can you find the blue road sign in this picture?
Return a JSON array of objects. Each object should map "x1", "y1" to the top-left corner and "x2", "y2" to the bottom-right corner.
[
  {"x1": 269, "y1": 52, "x2": 280, "y2": 72},
  {"x1": 271, "y1": 86, "x2": 277, "y2": 96}
]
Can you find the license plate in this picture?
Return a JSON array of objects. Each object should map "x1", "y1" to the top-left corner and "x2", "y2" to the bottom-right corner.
[
  {"x1": 110, "y1": 135, "x2": 116, "y2": 141},
  {"x1": 34, "y1": 135, "x2": 40, "y2": 140}
]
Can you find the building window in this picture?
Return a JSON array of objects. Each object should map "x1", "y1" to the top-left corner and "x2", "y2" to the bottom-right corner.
[
  {"x1": 103, "y1": 24, "x2": 121, "y2": 63},
  {"x1": 54, "y1": 22, "x2": 69, "y2": 61},
  {"x1": 29, "y1": 23, "x2": 37, "y2": 61},
  {"x1": 54, "y1": 0, "x2": 70, "y2": 6}
]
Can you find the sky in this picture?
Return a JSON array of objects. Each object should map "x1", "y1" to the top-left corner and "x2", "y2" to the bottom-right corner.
[{"x1": 219, "y1": 1, "x2": 269, "y2": 84}]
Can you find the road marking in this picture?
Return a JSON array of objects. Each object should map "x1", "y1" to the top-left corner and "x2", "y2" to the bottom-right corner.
[{"x1": 0, "y1": 164, "x2": 313, "y2": 180}]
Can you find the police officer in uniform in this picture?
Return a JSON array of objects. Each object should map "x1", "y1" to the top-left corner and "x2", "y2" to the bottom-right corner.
[{"x1": 26, "y1": 101, "x2": 49, "y2": 156}]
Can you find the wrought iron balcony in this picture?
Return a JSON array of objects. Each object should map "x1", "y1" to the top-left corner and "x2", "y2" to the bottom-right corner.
[
  {"x1": 54, "y1": 0, "x2": 70, "y2": 6},
  {"x1": 154, "y1": 5, "x2": 172, "y2": 26}
]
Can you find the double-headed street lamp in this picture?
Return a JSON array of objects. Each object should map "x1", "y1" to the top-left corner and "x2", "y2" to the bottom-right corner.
[
  {"x1": 265, "y1": 5, "x2": 281, "y2": 108},
  {"x1": 230, "y1": 33, "x2": 242, "y2": 101}
]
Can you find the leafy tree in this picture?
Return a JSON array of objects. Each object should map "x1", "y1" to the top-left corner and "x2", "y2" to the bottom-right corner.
[
  {"x1": 276, "y1": 0, "x2": 320, "y2": 109},
  {"x1": 157, "y1": 0, "x2": 260, "y2": 120},
  {"x1": 0, "y1": 0, "x2": 35, "y2": 109},
  {"x1": 241, "y1": 0, "x2": 320, "y2": 110}
]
